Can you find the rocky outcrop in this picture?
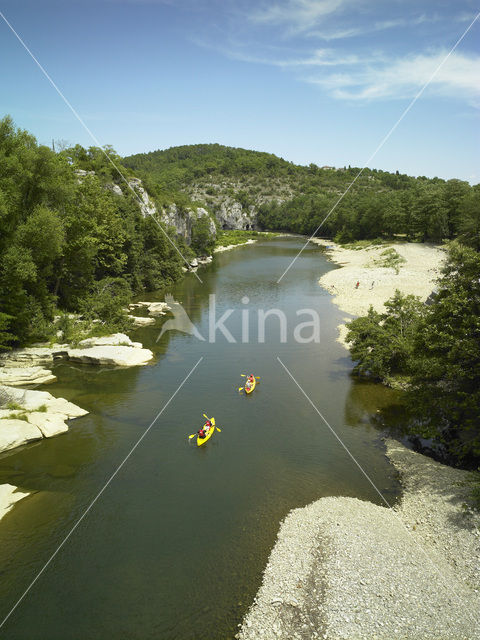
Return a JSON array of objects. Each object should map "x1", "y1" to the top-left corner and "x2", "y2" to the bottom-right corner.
[
  {"x1": 127, "y1": 178, "x2": 217, "y2": 246},
  {"x1": 127, "y1": 316, "x2": 156, "y2": 327},
  {"x1": 68, "y1": 334, "x2": 153, "y2": 366},
  {"x1": 216, "y1": 200, "x2": 258, "y2": 230},
  {"x1": 128, "y1": 178, "x2": 157, "y2": 217},
  {"x1": 106, "y1": 183, "x2": 123, "y2": 196},
  {"x1": 161, "y1": 204, "x2": 217, "y2": 242},
  {"x1": 0, "y1": 385, "x2": 88, "y2": 454},
  {"x1": 0, "y1": 484, "x2": 30, "y2": 522},
  {"x1": 0, "y1": 419, "x2": 43, "y2": 452},
  {"x1": 0, "y1": 334, "x2": 154, "y2": 373},
  {"x1": 0, "y1": 366, "x2": 56, "y2": 386}
]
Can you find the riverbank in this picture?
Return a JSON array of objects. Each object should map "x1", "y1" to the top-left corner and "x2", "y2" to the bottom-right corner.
[
  {"x1": 312, "y1": 239, "x2": 446, "y2": 347},
  {"x1": 0, "y1": 331, "x2": 157, "y2": 522},
  {"x1": 214, "y1": 238, "x2": 258, "y2": 253},
  {"x1": 238, "y1": 438, "x2": 480, "y2": 640}
]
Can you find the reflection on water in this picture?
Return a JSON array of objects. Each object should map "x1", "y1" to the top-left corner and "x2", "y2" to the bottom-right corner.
[{"x1": 0, "y1": 238, "x2": 401, "y2": 639}]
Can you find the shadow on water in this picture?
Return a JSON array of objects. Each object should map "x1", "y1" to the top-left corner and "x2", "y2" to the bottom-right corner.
[{"x1": 0, "y1": 237, "x2": 402, "y2": 639}]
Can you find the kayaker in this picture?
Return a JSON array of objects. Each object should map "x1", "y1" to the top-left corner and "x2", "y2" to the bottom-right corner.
[
  {"x1": 248, "y1": 374, "x2": 254, "y2": 383},
  {"x1": 198, "y1": 427, "x2": 206, "y2": 439},
  {"x1": 205, "y1": 420, "x2": 211, "y2": 429}
]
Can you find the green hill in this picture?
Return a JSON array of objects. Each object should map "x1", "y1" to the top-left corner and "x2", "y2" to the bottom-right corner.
[{"x1": 123, "y1": 144, "x2": 478, "y2": 244}]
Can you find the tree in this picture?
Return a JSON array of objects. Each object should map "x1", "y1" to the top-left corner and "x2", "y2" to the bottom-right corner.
[
  {"x1": 190, "y1": 215, "x2": 215, "y2": 255},
  {"x1": 0, "y1": 312, "x2": 14, "y2": 351},
  {"x1": 458, "y1": 185, "x2": 480, "y2": 251},
  {"x1": 407, "y1": 243, "x2": 480, "y2": 461},
  {"x1": 347, "y1": 291, "x2": 424, "y2": 380},
  {"x1": 409, "y1": 184, "x2": 448, "y2": 242}
]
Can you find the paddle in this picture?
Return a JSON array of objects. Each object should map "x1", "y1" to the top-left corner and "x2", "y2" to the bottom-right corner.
[
  {"x1": 199, "y1": 413, "x2": 222, "y2": 435},
  {"x1": 241, "y1": 374, "x2": 260, "y2": 379},
  {"x1": 238, "y1": 387, "x2": 244, "y2": 392}
]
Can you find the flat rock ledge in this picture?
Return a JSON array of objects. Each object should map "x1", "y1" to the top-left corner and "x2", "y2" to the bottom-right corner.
[
  {"x1": 0, "y1": 333, "x2": 154, "y2": 384},
  {"x1": 238, "y1": 440, "x2": 480, "y2": 640},
  {"x1": 0, "y1": 484, "x2": 30, "y2": 523},
  {"x1": 0, "y1": 385, "x2": 88, "y2": 454},
  {"x1": 127, "y1": 301, "x2": 172, "y2": 326}
]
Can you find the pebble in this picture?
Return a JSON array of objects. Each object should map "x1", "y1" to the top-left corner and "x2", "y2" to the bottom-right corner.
[{"x1": 237, "y1": 439, "x2": 480, "y2": 640}]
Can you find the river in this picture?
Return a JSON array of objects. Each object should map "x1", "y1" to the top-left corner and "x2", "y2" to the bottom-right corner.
[{"x1": 0, "y1": 237, "x2": 400, "y2": 639}]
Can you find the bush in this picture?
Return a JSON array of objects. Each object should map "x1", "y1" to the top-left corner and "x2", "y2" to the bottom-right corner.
[
  {"x1": 190, "y1": 215, "x2": 215, "y2": 255},
  {"x1": 79, "y1": 277, "x2": 132, "y2": 331}
]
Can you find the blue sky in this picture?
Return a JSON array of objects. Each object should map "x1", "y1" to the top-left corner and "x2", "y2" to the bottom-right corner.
[{"x1": 1, "y1": 0, "x2": 479, "y2": 182}]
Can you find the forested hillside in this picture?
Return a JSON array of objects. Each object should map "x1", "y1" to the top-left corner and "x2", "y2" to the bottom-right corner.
[
  {"x1": 0, "y1": 117, "x2": 191, "y2": 349},
  {"x1": 124, "y1": 144, "x2": 479, "y2": 246},
  {"x1": 2, "y1": 121, "x2": 479, "y2": 352}
]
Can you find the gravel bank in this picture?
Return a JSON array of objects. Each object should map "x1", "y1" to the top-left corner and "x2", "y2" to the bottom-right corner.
[
  {"x1": 214, "y1": 239, "x2": 258, "y2": 253},
  {"x1": 311, "y1": 240, "x2": 446, "y2": 348},
  {"x1": 238, "y1": 440, "x2": 480, "y2": 640}
]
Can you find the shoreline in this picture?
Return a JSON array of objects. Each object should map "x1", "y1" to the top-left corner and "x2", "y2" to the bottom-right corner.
[
  {"x1": 238, "y1": 439, "x2": 480, "y2": 639},
  {"x1": 214, "y1": 238, "x2": 258, "y2": 253},
  {"x1": 312, "y1": 239, "x2": 446, "y2": 348},
  {"x1": 0, "y1": 330, "x2": 158, "y2": 523}
]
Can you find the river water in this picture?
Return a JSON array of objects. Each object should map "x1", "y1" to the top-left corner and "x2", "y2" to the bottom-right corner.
[{"x1": 0, "y1": 237, "x2": 400, "y2": 639}]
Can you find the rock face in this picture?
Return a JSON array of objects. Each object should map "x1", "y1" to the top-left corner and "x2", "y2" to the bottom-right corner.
[
  {"x1": 0, "y1": 484, "x2": 30, "y2": 522},
  {"x1": 0, "y1": 385, "x2": 88, "y2": 454},
  {"x1": 216, "y1": 200, "x2": 257, "y2": 230},
  {"x1": 161, "y1": 204, "x2": 217, "y2": 242},
  {"x1": 105, "y1": 183, "x2": 123, "y2": 197},
  {"x1": 128, "y1": 178, "x2": 157, "y2": 217},
  {"x1": 128, "y1": 177, "x2": 217, "y2": 244}
]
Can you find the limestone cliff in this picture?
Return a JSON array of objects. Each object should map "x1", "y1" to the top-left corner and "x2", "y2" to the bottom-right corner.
[{"x1": 216, "y1": 199, "x2": 258, "y2": 230}]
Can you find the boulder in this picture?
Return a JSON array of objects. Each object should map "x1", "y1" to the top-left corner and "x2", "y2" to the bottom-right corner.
[
  {"x1": 0, "y1": 484, "x2": 30, "y2": 522},
  {"x1": 27, "y1": 412, "x2": 68, "y2": 438},
  {"x1": 0, "y1": 419, "x2": 43, "y2": 452},
  {"x1": 78, "y1": 333, "x2": 142, "y2": 349},
  {"x1": 0, "y1": 386, "x2": 53, "y2": 411},
  {"x1": 0, "y1": 366, "x2": 56, "y2": 386},
  {"x1": 0, "y1": 346, "x2": 64, "y2": 367},
  {"x1": 43, "y1": 396, "x2": 88, "y2": 419},
  {"x1": 67, "y1": 346, "x2": 153, "y2": 367},
  {"x1": 0, "y1": 385, "x2": 88, "y2": 418},
  {"x1": 0, "y1": 333, "x2": 154, "y2": 376},
  {"x1": 129, "y1": 302, "x2": 170, "y2": 316},
  {"x1": 127, "y1": 315, "x2": 156, "y2": 327}
]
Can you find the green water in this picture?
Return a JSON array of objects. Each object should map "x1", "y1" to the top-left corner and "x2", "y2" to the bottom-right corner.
[{"x1": 0, "y1": 238, "x2": 400, "y2": 639}]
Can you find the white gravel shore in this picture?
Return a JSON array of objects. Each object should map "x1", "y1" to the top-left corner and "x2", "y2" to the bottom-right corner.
[
  {"x1": 214, "y1": 239, "x2": 258, "y2": 253},
  {"x1": 238, "y1": 440, "x2": 480, "y2": 640},
  {"x1": 312, "y1": 239, "x2": 446, "y2": 348}
]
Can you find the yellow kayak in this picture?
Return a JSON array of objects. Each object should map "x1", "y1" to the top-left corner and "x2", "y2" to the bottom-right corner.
[
  {"x1": 197, "y1": 418, "x2": 216, "y2": 447},
  {"x1": 245, "y1": 377, "x2": 256, "y2": 394}
]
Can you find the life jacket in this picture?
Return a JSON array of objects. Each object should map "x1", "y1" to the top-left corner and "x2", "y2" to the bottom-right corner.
[{"x1": 199, "y1": 429, "x2": 205, "y2": 438}]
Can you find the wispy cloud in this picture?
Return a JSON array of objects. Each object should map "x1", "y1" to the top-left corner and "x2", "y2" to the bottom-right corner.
[
  {"x1": 250, "y1": 0, "x2": 351, "y2": 32},
  {"x1": 307, "y1": 50, "x2": 480, "y2": 100},
  {"x1": 308, "y1": 14, "x2": 439, "y2": 40},
  {"x1": 222, "y1": 46, "x2": 364, "y2": 67}
]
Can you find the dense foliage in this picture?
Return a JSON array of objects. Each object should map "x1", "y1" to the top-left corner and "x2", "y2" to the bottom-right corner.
[
  {"x1": 347, "y1": 243, "x2": 480, "y2": 464},
  {"x1": 124, "y1": 143, "x2": 478, "y2": 246},
  {"x1": 0, "y1": 116, "x2": 188, "y2": 347}
]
